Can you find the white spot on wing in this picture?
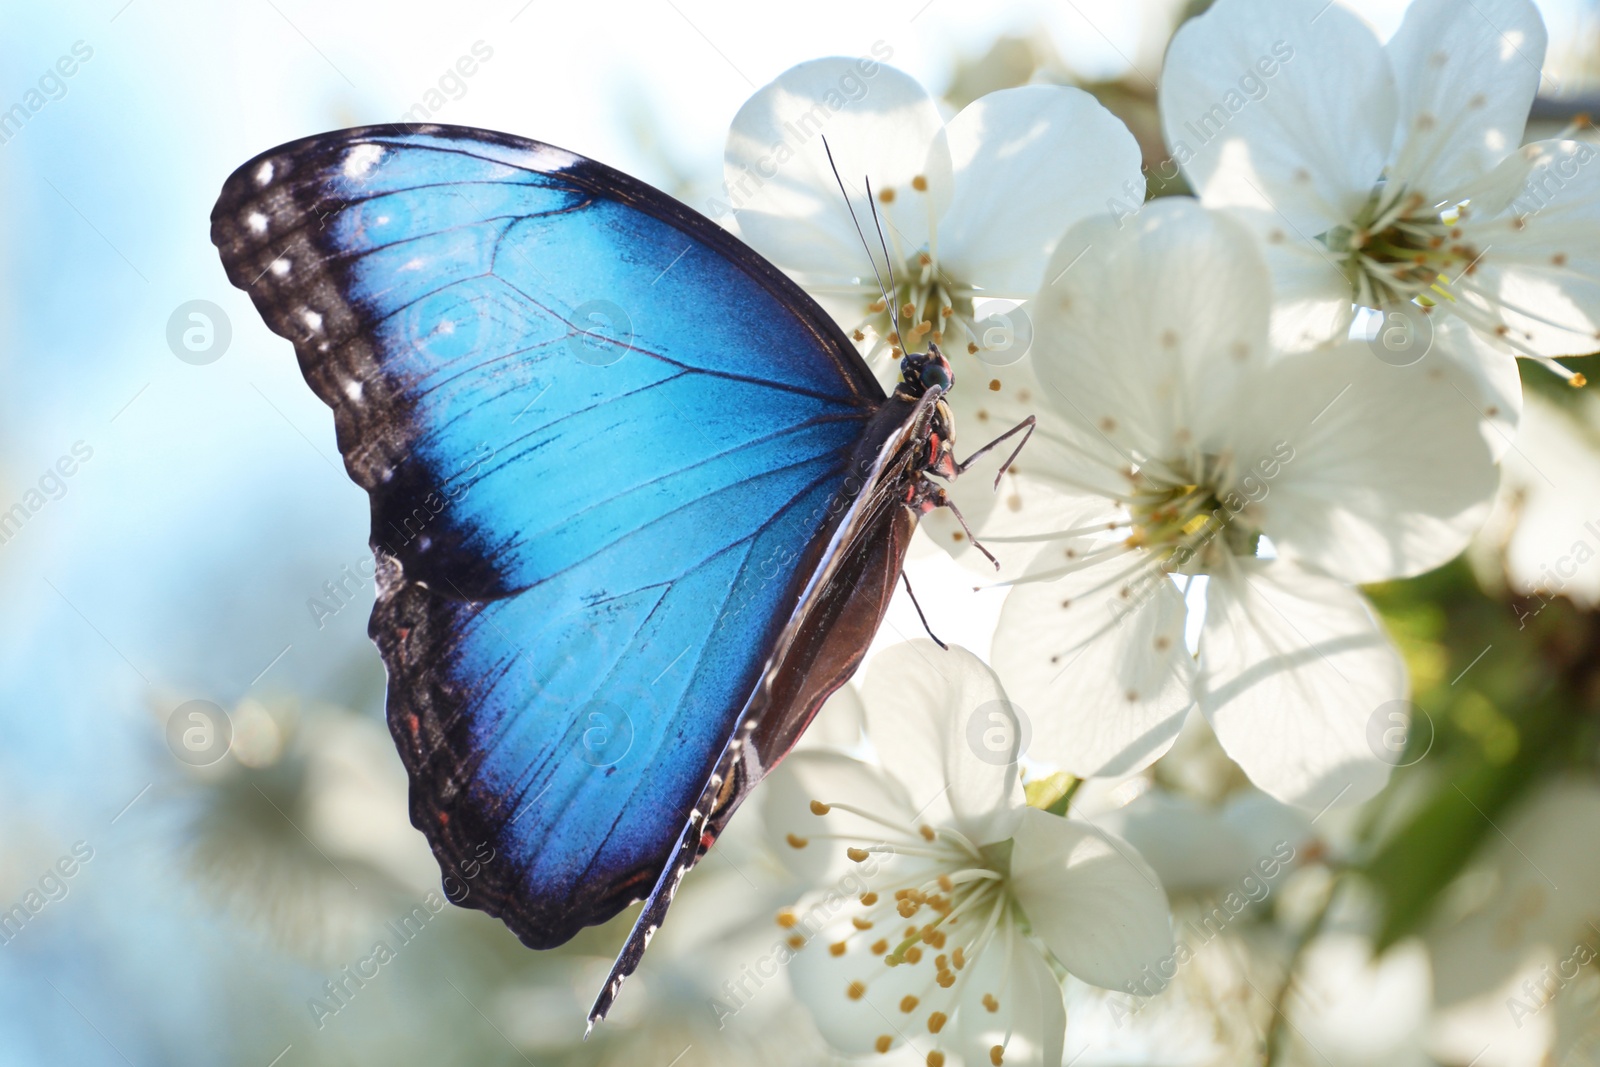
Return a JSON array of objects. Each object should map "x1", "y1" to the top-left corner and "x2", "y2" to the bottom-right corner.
[
  {"x1": 344, "y1": 380, "x2": 363, "y2": 400},
  {"x1": 302, "y1": 309, "x2": 323, "y2": 331},
  {"x1": 255, "y1": 161, "x2": 274, "y2": 186},
  {"x1": 247, "y1": 212, "x2": 269, "y2": 234},
  {"x1": 270, "y1": 258, "x2": 290, "y2": 277},
  {"x1": 343, "y1": 143, "x2": 385, "y2": 178}
]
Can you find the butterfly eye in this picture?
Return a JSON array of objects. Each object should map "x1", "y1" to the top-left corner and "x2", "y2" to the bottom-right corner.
[{"x1": 920, "y1": 364, "x2": 951, "y2": 392}]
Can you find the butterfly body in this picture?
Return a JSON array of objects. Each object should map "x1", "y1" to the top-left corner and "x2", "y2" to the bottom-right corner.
[{"x1": 211, "y1": 124, "x2": 1013, "y2": 1025}]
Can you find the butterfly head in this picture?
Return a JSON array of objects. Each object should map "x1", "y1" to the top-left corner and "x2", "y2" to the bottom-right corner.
[{"x1": 897, "y1": 343, "x2": 954, "y2": 401}]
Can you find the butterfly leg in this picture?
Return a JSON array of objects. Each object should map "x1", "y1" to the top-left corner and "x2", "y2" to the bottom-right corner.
[
  {"x1": 910, "y1": 476, "x2": 1000, "y2": 571},
  {"x1": 955, "y1": 415, "x2": 1036, "y2": 488},
  {"x1": 900, "y1": 571, "x2": 948, "y2": 650}
]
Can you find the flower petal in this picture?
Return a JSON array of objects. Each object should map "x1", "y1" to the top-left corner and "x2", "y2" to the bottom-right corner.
[
  {"x1": 1009, "y1": 807, "x2": 1173, "y2": 990},
  {"x1": 725, "y1": 58, "x2": 947, "y2": 282},
  {"x1": 861, "y1": 641, "x2": 1024, "y2": 845},
  {"x1": 955, "y1": 926, "x2": 1067, "y2": 1067},
  {"x1": 763, "y1": 749, "x2": 916, "y2": 884},
  {"x1": 1232, "y1": 338, "x2": 1500, "y2": 584},
  {"x1": 1385, "y1": 0, "x2": 1546, "y2": 201},
  {"x1": 992, "y1": 544, "x2": 1195, "y2": 779},
  {"x1": 1032, "y1": 198, "x2": 1273, "y2": 461},
  {"x1": 1160, "y1": 0, "x2": 1395, "y2": 235},
  {"x1": 1198, "y1": 560, "x2": 1402, "y2": 810},
  {"x1": 796, "y1": 681, "x2": 865, "y2": 751},
  {"x1": 1228, "y1": 207, "x2": 1356, "y2": 352},
  {"x1": 1460, "y1": 140, "x2": 1600, "y2": 359},
  {"x1": 934, "y1": 85, "x2": 1144, "y2": 296},
  {"x1": 1097, "y1": 790, "x2": 1257, "y2": 894}
]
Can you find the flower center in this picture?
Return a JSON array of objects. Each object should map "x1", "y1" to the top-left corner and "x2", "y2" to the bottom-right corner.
[
  {"x1": 1320, "y1": 186, "x2": 1481, "y2": 309},
  {"x1": 1124, "y1": 456, "x2": 1260, "y2": 573},
  {"x1": 861, "y1": 249, "x2": 973, "y2": 358},
  {"x1": 783, "y1": 799, "x2": 1020, "y2": 1066}
]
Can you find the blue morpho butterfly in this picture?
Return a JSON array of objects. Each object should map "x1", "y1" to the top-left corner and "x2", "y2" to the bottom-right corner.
[{"x1": 210, "y1": 124, "x2": 1033, "y2": 1027}]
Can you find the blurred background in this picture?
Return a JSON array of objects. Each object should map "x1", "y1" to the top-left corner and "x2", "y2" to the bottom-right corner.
[{"x1": 4, "y1": 0, "x2": 1600, "y2": 1064}]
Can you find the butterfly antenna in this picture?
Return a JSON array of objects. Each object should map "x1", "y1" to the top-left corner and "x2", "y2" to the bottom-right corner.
[
  {"x1": 821, "y1": 136, "x2": 900, "y2": 346},
  {"x1": 863, "y1": 175, "x2": 902, "y2": 350}
]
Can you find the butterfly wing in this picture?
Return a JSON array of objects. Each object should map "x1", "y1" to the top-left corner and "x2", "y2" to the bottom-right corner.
[{"x1": 210, "y1": 125, "x2": 888, "y2": 952}]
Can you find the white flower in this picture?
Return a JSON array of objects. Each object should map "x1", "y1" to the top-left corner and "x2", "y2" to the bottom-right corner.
[
  {"x1": 1469, "y1": 390, "x2": 1600, "y2": 613},
  {"x1": 992, "y1": 198, "x2": 1502, "y2": 810},
  {"x1": 764, "y1": 642, "x2": 1172, "y2": 1067},
  {"x1": 1160, "y1": 0, "x2": 1600, "y2": 390},
  {"x1": 724, "y1": 58, "x2": 1143, "y2": 552}
]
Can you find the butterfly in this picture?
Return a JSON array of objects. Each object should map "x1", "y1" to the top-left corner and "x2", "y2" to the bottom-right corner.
[{"x1": 210, "y1": 124, "x2": 1031, "y2": 1027}]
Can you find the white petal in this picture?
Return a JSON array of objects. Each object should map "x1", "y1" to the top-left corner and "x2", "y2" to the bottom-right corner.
[
  {"x1": 955, "y1": 926, "x2": 1067, "y2": 1067},
  {"x1": 1385, "y1": 0, "x2": 1546, "y2": 201},
  {"x1": 1428, "y1": 777, "x2": 1600, "y2": 1006},
  {"x1": 1462, "y1": 140, "x2": 1600, "y2": 359},
  {"x1": 861, "y1": 641, "x2": 1024, "y2": 845},
  {"x1": 1160, "y1": 0, "x2": 1395, "y2": 235},
  {"x1": 797, "y1": 681, "x2": 865, "y2": 751},
  {"x1": 725, "y1": 58, "x2": 946, "y2": 281},
  {"x1": 992, "y1": 546, "x2": 1194, "y2": 779},
  {"x1": 1032, "y1": 198, "x2": 1273, "y2": 459},
  {"x1": 1009, "y1": 808, "x2": 1173, "y2": 990},
  {"x1": 1430, "y1": 314, "x2": 1523, "y2": 460},
  {"x1": 1199, "y1": 561, "x2": 1402, "y2": 810},
  {"x1": 935, "y1": 85, "x2": 1145, "y2": 295},
  {"x1": 1232, "y1": 338, "x2": 1499, "y2": 584},
  {"x1": 763, "y1": 749, "x2": 916, "y2": 884},
  {"x1": 1478, "y1": 392, "x2": 1600, "y2": 610},
  {"x1": 1228, "y1": 206, "x2": 1356, "y2": 352},
  {"x1": 1097, "y1": 790, "x2": 1256, "y2": 894}
]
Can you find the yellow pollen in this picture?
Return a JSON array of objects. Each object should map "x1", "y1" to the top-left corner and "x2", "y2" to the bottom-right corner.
[
  {"x1": 900, "y1": 995, "x2": 919, "y2": 1013},
  {"x1": 937, "y1": 874, "x2": 953, "y2": 892},
  {"x1": 912, "y1": 175, "x2": 928, "y2": 192},
  {"x1": 902, "y1": 302, "x2": 916, "y2": 319},
  {"x1": 988, "y1": 379, "x2": 1001, "y2": 391},
  {"x1": 928, "y1": 1011, "x2": 948, "y2": 1033},
  {"x1": 847, "y1": 847, "x2": 872, "y2": 862},
  {"x1": 871, "y1": 938, "x2": 889, "y2": 954},
  {"x1": 952, "y1": 947, "x2": 965, "y2": 970},
  {"x1": 860, "y1": 892, "x2": 878, "y2": 906},
  {"x1": 936, "y1": 970, "x2": 955, "y2": 988},
  {"x1": 919, "y1": 825, "x2": 936, "y2": 841},
  {"x1": 847, "y1": 981, "x2": 866, "y2": 1000},
  {"x1": 904, "y1": 946, "x2": 923, "y2": 964},
  {"x1": 967, "y1": 342, "x2": 979, "y2": 354},
  {"x1": 990, "y1": 1045, "x2": 1005, "y2": 1065},
  {"x1": 853, "y1": 917, "x2": 874, "y2": 930},
  {"x1": 942, "y1": 306, "x2": 953, "y2": 317},
  {"x1": 786, "y1": 834, "x2": 808, "y2": 849},
  {"x1": 829, "y1": 941, "x2": 848, "y2": 956},
  {"x1": 776, "y1": 910, "x2": 798, "y2": 928},
  {"x1": 982, "y1": 993, "x2": 999, "y2": 1012},
  {"x1": 927, "y1": 1053, "x2": 945, "y2": 1067},
  {"x1": 787, "y1": 933, "x2": 804, "y2": 949},
  {"x1": 810, "y1": 800, "x2": 831, "y2": 815},
  {"x1": 869, "y1": 299, "x2": 886, "y2": 312},
  {"x1": 878, "y1": 188, "x2": 895, "y2": 204},
  {"x1": 898, "y1": 900, "x2": 920, "y2": 918},
  {"x1": 875, "y1": 1035, "x2": 893, "y2": 1054},
  {"x1": 1573, "y1": 373, "x2": 1589, "y2": 388},
  {"x1": 852, "y1": 329, "x2": 865, "y2": 341}
]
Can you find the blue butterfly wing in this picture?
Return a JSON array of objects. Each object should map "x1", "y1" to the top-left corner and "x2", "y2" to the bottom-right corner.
[{"x1": 211, "y1": 126, "x2": 886, "y2": 951}]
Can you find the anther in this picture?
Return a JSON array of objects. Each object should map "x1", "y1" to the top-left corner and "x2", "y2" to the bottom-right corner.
[
  {"x1": 875, "y1": 1035, "x2": 893, "y2": 1054},
  {"x1": 786, "y1": 834, "x2": 808, "y2": 849},
  {"x1": 928, "y1": 1011, "x2": 948, "y2": 1033},
  {"x1": 900, "y1": 995, "x2": 919, "y2": 1013},
  {"x1": 829, "y1": 941, "x2": 848, "y2": 957},
  {"x1": 847, "y1": 981, "x2": 866, "y2": 1000},
  {"x1": 847, "y1": 847, "x2": 871, "y2": 862},
  {"x1": 810, "y1": 800, "x2": 831, "y2": 815}
]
